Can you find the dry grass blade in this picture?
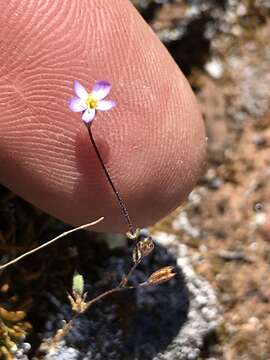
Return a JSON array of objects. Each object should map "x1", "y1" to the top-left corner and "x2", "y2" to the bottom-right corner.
[{"x1": 0, "y1": 217, "x2": 104, "y2": 272}]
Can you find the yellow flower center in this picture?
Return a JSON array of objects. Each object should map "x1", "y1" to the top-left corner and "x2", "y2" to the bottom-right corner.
[{"x1": 85, "y1": 94, "x2": 98, "y2": 109}]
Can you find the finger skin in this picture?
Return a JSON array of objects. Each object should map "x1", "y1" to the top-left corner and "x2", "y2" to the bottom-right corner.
[{"x1": 0, "y1": 0, "x2": 205, "y2": 232}]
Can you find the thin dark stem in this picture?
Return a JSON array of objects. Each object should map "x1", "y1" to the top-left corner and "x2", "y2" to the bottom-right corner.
[
  {"x1": 87, "y1": 126, "x2": 135, "y2": 235},
  {"x1": 86, "y1": 285, "x2": 134, "y2": 309},
  {"x1": 119, "y1": 261, "x2": 139, "y2": 288}
]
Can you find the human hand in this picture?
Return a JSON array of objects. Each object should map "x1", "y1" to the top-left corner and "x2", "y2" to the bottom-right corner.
[{"x1": 0, "y1": 0, "x2": 205, "y2": 232}]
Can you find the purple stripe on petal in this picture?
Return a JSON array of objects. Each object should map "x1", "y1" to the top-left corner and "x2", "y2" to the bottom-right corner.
[
  {"x1": 74, "y1": 80, "x2": 88, "y2": 100},
  {"x1": 96, "y1": 100, "x2": 116, "y2": 111},
  {"x1": 92, "y1": 81, "x2": 111, "y2": 100},
  {"x1": 82, "y1": 108, "x2": 96, "y2": 124},
  {"x1": 68, "y1": 97, "x2": 86, "y2": 112}
]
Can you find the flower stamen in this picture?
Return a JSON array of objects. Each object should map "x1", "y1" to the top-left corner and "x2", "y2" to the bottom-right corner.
[{"x1": 85, "y1": 94, "x2": 98, "y2": 109}]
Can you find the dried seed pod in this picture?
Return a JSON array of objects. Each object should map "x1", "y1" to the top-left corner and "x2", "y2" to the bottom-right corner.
[
  {"x1": 133, "y1": 237, "x2": 154, "y2": 263},
  {"x1": 147, "y1": 266, "x2": 176, "y2": 285}
]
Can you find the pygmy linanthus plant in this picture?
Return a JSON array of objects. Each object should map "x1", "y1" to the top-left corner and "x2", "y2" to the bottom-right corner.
[{"x1": 38, "y1": 81, "x2": 176, "y2": 351}]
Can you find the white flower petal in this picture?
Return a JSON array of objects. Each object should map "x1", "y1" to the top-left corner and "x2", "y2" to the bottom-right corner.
[
  {"x1": 82, "y1": 108, "x2": 96, "y2": 124},
  {"x1": 92, "y1": 81, "x2": 111, "y2": 100},
  {"x1": 74, "y1": 80, "x2": 88, "y2": 100},
  {"x1": 96, "y1": 100, "x2": 116, "y2": 111},
  {"x1": 68, "y1": 97, "x2": 86, "y2": 112}
]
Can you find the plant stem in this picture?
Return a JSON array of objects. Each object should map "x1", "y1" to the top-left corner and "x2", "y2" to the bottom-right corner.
[
  {"x1": 119, "y1": 261, "x2": 139, "y2": 288},
  {"x1": 86, "y1": 285, "x2": 134, "y2": 309},
  {"x1": 87, "y1": 126, "x2": 135, "y2": 235}
]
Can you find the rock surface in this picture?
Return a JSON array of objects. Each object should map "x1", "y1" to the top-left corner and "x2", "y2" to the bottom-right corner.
[{"x1": 41, "y1": 232, "x2": 220, "y2": 360}]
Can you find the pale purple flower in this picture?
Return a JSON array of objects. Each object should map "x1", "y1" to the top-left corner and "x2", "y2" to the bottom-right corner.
[{"x1": 68, "y1": 80, "x2": 116, "y2": 125}]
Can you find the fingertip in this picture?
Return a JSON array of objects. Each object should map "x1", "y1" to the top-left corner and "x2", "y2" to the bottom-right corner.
[{"x1": 0, "y1": 0, "x2": 206, "y2": 231}]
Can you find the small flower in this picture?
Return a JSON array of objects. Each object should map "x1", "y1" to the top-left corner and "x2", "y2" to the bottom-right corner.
[{"x1": 68, "y1": 80, "x2": 116, "y2": 125}]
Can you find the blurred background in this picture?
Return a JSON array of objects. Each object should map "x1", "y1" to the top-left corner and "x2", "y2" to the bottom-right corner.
[
  {"x1": 132, "y1": 0, "x2": 270, "y2": 358},
  {"x1": 1, "y1": 1, "x2": 270, "y2": 359}
]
